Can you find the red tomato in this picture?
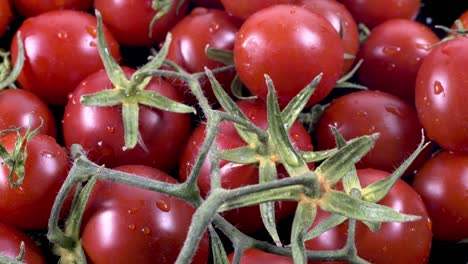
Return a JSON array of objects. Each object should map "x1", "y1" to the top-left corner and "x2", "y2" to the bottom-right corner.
[
  {"x1": 12, "y1": 0, "x2": 93, "y2": 17},
  {"x1": 81, "y1": 165, "x2": 210, "y2": 264},
  {"x1": 415, "y1": 36, "x2": 468, "y2": 152},
  {"x1": 62, "y1": 67, "x2": 191, "y2": 172},
  {"x1": 412, "y1": 151, "x2": 468, "y2": 241},
  {"x1": 10, "y1": 10, "x2": 121, "y2": 106},
  {"x1": 228, "y1": 248, "x2": 293, "y2": 263},
  {"x1": 94, "y1": 0, "x2": 189, "y2": 47},
  {"x1": 356, "y1": 19, "x2": 439, "y2": 104},
  {"x1": 0, "y1": 222, "x2": 47, "y2": 264},
  {"x1": 179, "y1": 99, "x2": 313, "y2": 234},
  {"x1": 0, "y1": 89, "x2": 57, "y2": 138},
  {"x1": 234, "y1": 4, "x2": 344, "y2": 108},
  {"x1": 220, "y1": 0, "x2": 295, "y2": 20},
  {"x1": 0, "y1": 0, "x2": 13, "y2": 38},
  {"x1": 296, "y1": 0, "x2": 360, "y2": 74},
  {"x1": 306, "y1": 169, "x2": 432, "y2": 264},
  {"x1": 315, "y1": 90, "x2": 429, "y2": 175},
  {"x1": 340, "y1": 0, "x2": 421, "y2": 29},
  {"x1": 0, "y1": 132, "x2": 69, "y2": 229},
  {"x1": 166, "y1": 7, "x2": 241, "y2": 104}
]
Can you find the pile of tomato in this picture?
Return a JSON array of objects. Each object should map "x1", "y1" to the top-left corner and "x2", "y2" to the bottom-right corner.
[{"x1": 0, "y1": 0, "x2": 467, "y2": 263}]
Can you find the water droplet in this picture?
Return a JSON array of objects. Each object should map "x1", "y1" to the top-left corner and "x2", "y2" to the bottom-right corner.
[
  {"x1": 67, "y1": 93, "x2": 73, "y2": 99},
  {"x1": 106, "y1": 126, "x2": 115, "y2": 134},
  {"x1": 141, "y1": 226, "x2": 151, "y2": 235},
  {"x1": 291, "y1": 133, "x2": 300, "y2": 141},
  {"x1": 415, "y1": 43, "x2": 430, "y2": 51},
  {"x1": 384, "y1": 104, "x2": 404, "y2": 117},
  {"x1": 89, "y1": 41, "x2": 97, "y2": 47},
  {"x1": 128, "y1": 224, "x2": 135, "y2": 230},
  {"x1": 386, "y1": 63, "x2": 396, "y2": 71},
  {"x1": 156, "y1": 200, "x2": 170, "y2": 212},
  {"x1": 57, "y1": 30, "x2": 68, "y2": 39},
  {"x1": 127, "y1": 207, "x2": 139, "y2": 215},
  {"x1": 382, "y1": 46, "x2": 400, "y2": 55},
  {"x1": 209, "y1": 22, "x2": 220, "y2": 33},
  {"x1": 97, "y1": 141, "x2": 113, "y2": 156},
  {"x1": 368, "y1": 126, "x2": 376, "y2": 133},
  {"x1": 357, "y1": 110, "x2": 368, "y2": 117},
  {"x1": 433, "y1": 81, "x2": 444, "y2": 95},
  {"x1": 86, "y1": 26, "x2": 97, "y2": 38},
  {"x1": 41, "y1": 151, "x2": 54, "y2": 158}
]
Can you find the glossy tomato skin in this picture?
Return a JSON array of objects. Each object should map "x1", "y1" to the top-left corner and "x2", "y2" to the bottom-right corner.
[
  {"x1": 315, "y1": 90, "x2": 429, "y2": 175},
  {"x1": 296, "y1": 0, "x2": 360, "y2": 74},
  {"x1": 166, "y1": 7, "x2": 241, "y2": 104},
  {"x1": 0, "y1": 0, "x2": 13, "y2": 38},
  {"x1": 0, "y1": 89, "x2": 57, "y2": 138},
  {"x1": 95, "y1": 0, "x2": 189, "y2": 47},
  {"x1": 357, "y1": 19, "x2": 439, "y2": 104},
  {"x1": 0, "y1": 132, "x2": 69, "y2": 229},
  {"x1": 234, "y1": 5, "x2": 344, "y2": 108},
  {"x1": 81, "y1": 165, "x2": 209, "y2": 264},
  {"x1": 12, "y1": 0, "x2": 93, "y2": 17},
  {"x1": 228, "y1": 249, "x2": 293, "y2": 263},
  {"x1": 412, "y1": 151, "x2": 468, "y2": 241},
  {"x1": 340, "y1": 0, "x2": 421, "y2": 29},
  {"x1": 415, "y1": 37, "x2": 468, "y2": 152},
  {"x1": 62, "y1": 67, "x2": 191, "y2": 172},
  {"x1": 305, "y1": 169, "x2": 432, "y2": 264},
  {"x1": 220, "y1": 0, "x2": 295, "y2": 20},
  {"x1": 179, "y1": 99, "x2": 314, "y2": 234},
  {"x1": 0, "y1": 222, "x2": 47, "y2": 264},
  {"x1": 10, "y1": 10, "x2": 121, "y2": 106}
]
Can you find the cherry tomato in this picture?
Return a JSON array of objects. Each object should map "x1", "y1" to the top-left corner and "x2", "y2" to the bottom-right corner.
[
  {"x1": 234, "y1": 4, "x2": 344, "y2": 108},
  {"x1": 12, "y1": 0, "x2": 93, "y2": 17},
  {"x1": 315, "y1": 90, "x2": 429, "y2": 176},
  {"x1": 0, "y1": 132, "x2": 69, "y2": 229},
  {"x1": 220, "y1": 0, "x2": 295, "y2": 20},
  {"x1": 229, "y1": 248, "x2": 293, "y2": 263},
  {"x1": 340, "y1": 0, "x2": 421, "y2": 29},
  {"x1": 81, "y1": 165, "x2": 210, "y2": 264},
  {"x1": 62, "y1": 67, "x2": 191, "y2": 172},
  {"x1": 296, "y1": 0, "x2": 360, "y2": 74},
  {"x1": 415, "y1": 36, "x2": 468, "y2": 152},
  {"x1": 0, "y1": 0, "x2": 13, "y2": 38},
  {"x1": 412, "y1": 151, "x2": 468, "y2": 241},
  {"x1": 10, "y1": 10, "x2": 121, "y2": 106},
  {"x1": 0, "y1": 222, "x2": 47, "y2": 264},
  {"x1": 166, "y1": 7, "x2": 241, "y2": 104},
  {"x1": 95, "y1": 0, "x2": 189, "y2": 47},
  {"x1": 0, "y1": 89, "x2": 57, "y2": 138},
  {"x1": 179, "y1": 99, "x2": 313, "y2": 234},
  {"x1": 356, "y1": 19, "x2": 439, "y2": 104}
]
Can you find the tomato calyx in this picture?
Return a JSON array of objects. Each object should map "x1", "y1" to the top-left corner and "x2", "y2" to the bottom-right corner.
[
  {"x1": 80, "y1": 11, "x2": 195, "y2": 149},
  {"x1": 149, "y1": 0, "x2": 185, "y2": 38},
  {"x1": 432, "y1": 19, "x2": 468, "y2": 46},
  {"x1": 0, "y1": 33, "x2": 25, "y2": 90},
  {"x1": 0, "y1": 241, "x2": 25, "y2": 264}
]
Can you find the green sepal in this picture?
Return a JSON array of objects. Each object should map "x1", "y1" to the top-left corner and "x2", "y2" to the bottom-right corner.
[
  {"x1": 304, "y1": 213, "x2": 347, "y2": 241},
  {"x1": 80, "y1": 89, "x2": 125, "y2": 107},
  {"x1": 0, "y1": 242, "x2": 25, "y2": 264},
  {"x1": 230, "y1": 74, "x2": 256, "y2": 100},
  {"x1": 122, "y1": 103, "x2": 140, "y2": 149},
  {"x1": 265, "y1": 74, "x2": 309, "y2": 176},
  {"x1": 315, "y1": 133, "x2": 378, "y2": 187},
  {"x1": 205, "y1": 47, "x2": 234, "y2": 66},
  {"x1": 133, "y1": 33, "x2": 172, "y2": 80},
  {"x1": 135, "y1": 90, "x2": 195, "y2": 114},
  {"x1": 319, "y1": 190, "x2": 421, "y2": 223},
  {"x1": 259, "y1": 159, "x2": 281, "y2": 246},
  {"x1": 281, "y1": 73, "x2": 322, "y2": 131},
  {"x1": 149, "y1": 0, "x2": 171, "y2": 38},
  {"x1": 0, "y1": 33, "x2": 25, "y2": 89},
  {"x1": 217, "y1": 146, "x2": 259, "y2": 164},
  {"x1": 209, "y1": 226, "x2": 229, "y2": 264},
  {"x1": 291, "y1": 201, "x2": 317, "y2": 264}
]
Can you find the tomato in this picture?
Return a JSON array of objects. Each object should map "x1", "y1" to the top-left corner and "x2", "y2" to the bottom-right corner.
[
  {"x1": 0, "y1": 132, "x2": 69, "y2": 229},
  {"x1": 220, "y1": 0, "x2": 295, "y2": 20},
  {"x1": 81, "y1": 165, "x2": 209, "y2": 264},
  {"x1": 12, "y1": 0, "x2": 93, "y2": 17},
  {"x1": 62, "y1": 67, "x2": 191, "y2": 172},
  {"x1": 234, "y1": 4, "x2": 344, "y2": 108},
  {"x1": 305, "y1": 169, "x2": 432, "y2": 264},
  {"x1": 415, "y1": 36, "x2": 468, "y2": 152},
  {"x1": 0, "y1": 0, "x2": 13, "y2": 38},
  {"x1": 10, "y1": 10, "x2": 121, "y2": 106},
  {"x1": 452, "y1": 10, "x2": 468, "y2": 30},
  {"x1": 315, "y1": 90, "x2": 429, "y2": 176},
  {"x1": 0, "y1": 222, "x2": 47, "y2": 264},
  {"x1": 0, "y1": 89, "x2": 57, "y2": 138},
  {"x1": 166, "y1": 7, "x2": 241, "y2": 104},
  {"x1": 95, "y1": 0, "x2": 189, "y2": 47},
  {"x1": 356, "y1": 19, "x2": 439, "y2": 104},
  {"x1": 228, "y1": 248, "x2": 293, "y2": 263},
  {"x1": 296, "y1": 0, "x2": 360, "y2": 74},
  {"x1": 340, "y1": 0, "x2": 421, "y2": 29},
  {"x1": 412, "y1": 151, "x2": 468, "y2": 241},
  {"x1": 179, "y1": 99, "x2": 313, "y2": 234}
]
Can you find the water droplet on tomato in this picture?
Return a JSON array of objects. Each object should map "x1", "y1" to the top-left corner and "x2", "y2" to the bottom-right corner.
[
  {"x1": 384, "y1": 104, "x2": 404, "y2": 117},
  {"x1": 86, "y1": 26, "x2": 97, "y2": 38},
  {"x1": 127, "y1": 207, "x2": 139, "y2": 215},
  {"x1": 209, "y1": 22, "x2": 220, "y2": 33},
  {"x1": 433, "y1": 81, "x2": 444, "y2": 95},
  {"x1": 41, "y1": 151, "x2": 54, "y2": 158},
  {"x1": 106, "y1": 126, "x2": 115, "y2": 134},
  {"x1": 415, "y1": 43, "x2": 430, "y2": 51},
  {"x1": 128, "y1": 224, "x2": 136, "y2": 230},
  {"x1": 89, "y1": 41, "x2": 97, "y2": 47},
  {"x1": 141, "y1": 226, "x2": 151, "y2": 235},
  {"x1": 291, "y1": 133, "x2": 300, "y2": 141},
  {"x1": 382, "y1": 46, "x2": 400, "y2": 55},
  {"x1": 156, "y1": 200, "x2": 170, "y2": 212},
  {"x1": 68, "y1": 93, "x2": 73, "y2": 99},
  {"x1": 357, "y1": 110, "x2": 368, "y2": 117},
  {"x1": 386, "y1": 63, "x2": 396, "y2": 71},
  {"x1": 57, "y1": 31, "x2": 68, "y2": 39}
]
